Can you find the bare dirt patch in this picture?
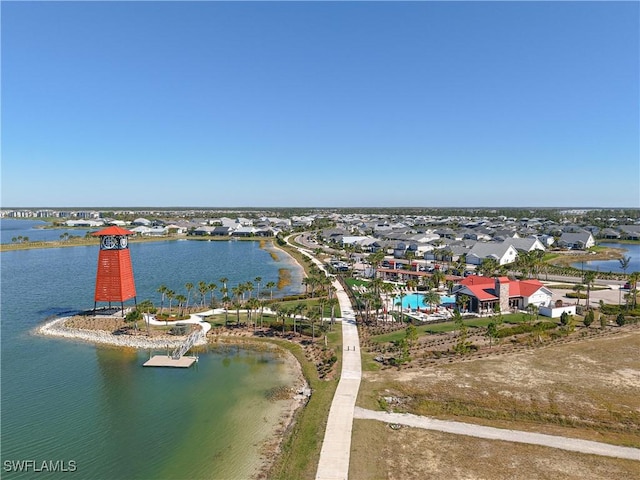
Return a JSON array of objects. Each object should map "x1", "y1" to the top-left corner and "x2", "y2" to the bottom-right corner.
[
  {"x1": 358, "y1": 330, "x2": 640, "y2": 448},
  {"x1": 350, "y1": 420, "x2": 640, "y2": 480}
]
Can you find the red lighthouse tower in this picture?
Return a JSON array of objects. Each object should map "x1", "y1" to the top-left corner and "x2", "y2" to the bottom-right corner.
[{"x1": 92, "y1": 226, "x2": 137, "y2": 313}]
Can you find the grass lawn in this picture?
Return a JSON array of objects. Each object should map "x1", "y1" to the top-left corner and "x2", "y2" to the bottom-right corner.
[
  {"x1": 344, "y1": 278, "x2": 371, "y2": 287},
  {"x1": 369, "y1": 313, "x2": 541, "y2": 343}
]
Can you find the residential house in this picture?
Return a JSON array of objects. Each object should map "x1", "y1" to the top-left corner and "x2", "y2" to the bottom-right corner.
[
  {"x1": 454, "y1": 276, "x2": 552, "y2": 314},
  {"x1": 558, "y1": 232, "x2": 595, "y2": 249},
  {"x1": 466, "y1": 242, "x2": 519, "y2": 266},
  {"x1": 502, "y1": 237, "x2": 546, "y2": 253}
]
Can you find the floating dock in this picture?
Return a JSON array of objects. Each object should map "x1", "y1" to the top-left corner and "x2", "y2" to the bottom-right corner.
[{"x1": 143, "y1": 355, "x2": 197, "y2": 368}]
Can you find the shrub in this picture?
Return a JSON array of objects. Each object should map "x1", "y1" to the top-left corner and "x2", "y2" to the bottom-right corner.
[
  {"x1": 495, "y1": 322, "x2": 557, "y2": 339},
  {"x1": 566, "y1": 292, "x2": 587, "y2": 299},
  {"x1": 616, "y1": 313, "x2": 626, "y2": 326},
  {"x1": 583, "y1": 309, "x2": 594, "y2": 327}
]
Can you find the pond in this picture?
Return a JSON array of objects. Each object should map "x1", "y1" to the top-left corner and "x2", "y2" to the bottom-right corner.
[{"x1": 572, "y1": 243, "x2": 640, "y2": 273}]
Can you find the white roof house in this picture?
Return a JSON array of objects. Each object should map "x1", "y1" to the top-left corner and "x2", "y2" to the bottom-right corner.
[
  {"x1": 132, "y1": 217, "x2": 152, "y2": 226},
  {"x1": 466, "y1": 243, "x2": 519, "y2": 266},
  {"x1": 502, "y1": 237, "x2": 546, "y2": 253}
]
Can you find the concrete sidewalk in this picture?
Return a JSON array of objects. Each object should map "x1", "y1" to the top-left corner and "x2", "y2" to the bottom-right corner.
[
  {"x1": 354, "y1": 407, "x2": 640, "y2": 461},
  {"x1": 315, "y1": 282, "x2": 362, "y2": 480}
]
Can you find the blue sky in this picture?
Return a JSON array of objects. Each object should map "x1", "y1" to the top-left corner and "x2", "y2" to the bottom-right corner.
[{"x1": 2, "y1": 1, "x2": 639, "y2": 208}]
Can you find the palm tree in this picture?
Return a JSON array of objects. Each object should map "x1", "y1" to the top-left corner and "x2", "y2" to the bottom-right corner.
[
  {"x1": 244, "y1": 281, "x2": 254, "y2": 300},
  {"x1": 219, "y1": 277, "x2": 229, "y2": 292},
  {"x1": 247, "y1": 297, "x2": 260, "y2": 330},
  {"x1": 221, "y1": 294, "x2": 231, "y2": 325},
  {"x1": 405, "y1": 249, "x2": 416, "y2": 271},
  {"x1": 306, "y1": 305, "x2": 320, "y2": 342},
  {"x1": 176, "y1": 294, "x2": 187, "y2": 316},
  {"x1": 232, "y1": 299, "x2": 242, "y2": 325},
  {"x1": 274, "y1": 304, "x2": 289, "y2": 337},
  {"x1": 166, "y1": 289, "x2": 176, "y2": 325},
  {"x1": 208, "y1": 283, "x2": 218, "y2": 307},
  {"x1": 398, "y1": 290, "x2": 406, "y2": 323},
  {"x1": 198, "y1": 281, "x2": 208, "y2": 308},
  {"x1": 259, "y1": 299, "x2": 268, "y2": 328},
  {"x1": 157, "y1": 285, "x2": 168, "y2": 313},
  {"x1": 368, "y1": 250, "x2": 386, "y2": 282},
  {"x1": 583, "y1": 271, "x2": 596, "y2": 309},
  {"x1": 266, "y1": 281, "x2": 276, "y2": 300},
  {"x1": 531, "y1": 250, "x2": 545, "y2": 279},
  {"x1": 254, "y1": 276, "x2": 262, "y2": 298},
  {"x1": 457, "y1": 294, "x2": 470, "y2": 313},
  {"x1": 293, "y1": 303, "x2": 305, "y2": 335},
  {"x1": 619, "y1": 256, "x2": 631, "y2": 305},
  {"x1": 572, "y1": 284, "x2": 584, "y2": 306},
  {"x1": 185, "y1": 282, "x2": 194, "y2": 311},
  {"x1": 380, "y1": 282, "x2": 395, "y2": 320},
  {"x1": 327, "y1": 297, "x2": 339, "y2": 330},
  {"x1": 231, "y1": 286, "x2": 243, "y2": 324},
  {"x1": 431, "y1": 269, "x2": 445, "y2": 290},
  {"x1": 405, "y1": 278, "x2": 418, "y2": 292},
  {"x1": 422, "y1": 290, "x2": 441, "y2": 312},
  {"x1": 479, "y1": 258, "x2": 500, "y2": 278}
]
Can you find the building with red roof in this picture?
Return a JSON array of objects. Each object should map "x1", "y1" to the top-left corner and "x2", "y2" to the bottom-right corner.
[{"x1": 454, "y1": 275, "x2": 552, "y2": 314}]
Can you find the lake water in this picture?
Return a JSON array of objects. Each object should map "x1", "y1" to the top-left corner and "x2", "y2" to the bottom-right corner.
[
  {"x1": 1, "y1": 218, "x2": 94, "y2": 244},
  {"x1": 0, "y1": 233, "x2": 304, "y2": 479},
  {"x1": 572, "y1": 242, "x2": 640, "y2": 274}
]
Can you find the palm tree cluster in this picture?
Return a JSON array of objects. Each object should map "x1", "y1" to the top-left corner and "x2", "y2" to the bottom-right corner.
[
  {"x1": 301, "y1": 265, "x2": 334, "y2": 297},
  {"x1": 11, "y1": 235, "x2": 30, "y2": 243},
  {"x1": 155, "y1": 276, "x2": 274, "y2": 319},
  {"x1": 514, "y1": 250, "x2": 546, "y2": 279}
]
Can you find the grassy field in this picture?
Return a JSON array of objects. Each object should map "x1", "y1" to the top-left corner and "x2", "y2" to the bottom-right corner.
[{"x1": 357, "y1": 329, "x2": 640, "y2": 449}]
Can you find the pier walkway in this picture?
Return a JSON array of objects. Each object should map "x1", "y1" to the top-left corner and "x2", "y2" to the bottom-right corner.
[{"x1": 142, "y1": 312, "x2": 211, "y2": 368}]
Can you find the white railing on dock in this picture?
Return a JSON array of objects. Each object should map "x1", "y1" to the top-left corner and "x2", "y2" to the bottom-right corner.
[{"x1": 171, "y1": 328, "x2": 204, "y2": 360}]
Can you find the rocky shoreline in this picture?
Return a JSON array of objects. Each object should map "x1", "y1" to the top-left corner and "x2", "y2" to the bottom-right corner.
[{"x1": 35, "y1": 316, "x2": 204, "y2": 349}]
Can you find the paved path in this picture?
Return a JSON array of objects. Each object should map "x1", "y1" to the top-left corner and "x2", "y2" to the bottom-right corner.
[
  {"x1": 287, "y1": 235, "x2": 364, "y2": 480},
  {"x1": 315, "y1": 282, "x2": 362, "y2": 480},
  {"x1": 288, "y1": 236, "x2": 639, "y2": 476},
  {"x1": 354, "y1": 407, "x2": 640, "y2": 461}
]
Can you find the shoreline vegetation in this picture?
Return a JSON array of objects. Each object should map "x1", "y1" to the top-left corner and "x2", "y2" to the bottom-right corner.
[
  {"x1": 0, "y1": 233, "x2": 281, "y2": 252},
  {"x1": 31, "y1": 236, "x2": 327, "y2": 480}
]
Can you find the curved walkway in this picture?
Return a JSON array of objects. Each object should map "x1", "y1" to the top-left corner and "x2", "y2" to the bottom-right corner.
[
  {"x1": 145, "y1": 310, "x2": 213, "y2": 335},
  {"x1": 354, "y1": 407, "x2": 640, "y2": 461}
]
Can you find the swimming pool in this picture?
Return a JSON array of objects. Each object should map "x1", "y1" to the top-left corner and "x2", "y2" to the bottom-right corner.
[{"x1": 400, "y1": 293, "x2": 456, "y2": 310}]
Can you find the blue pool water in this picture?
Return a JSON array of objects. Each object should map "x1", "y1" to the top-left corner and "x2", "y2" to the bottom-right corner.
[{"x1": 400, "y1": 293, "x2": 456, "y2": 310}]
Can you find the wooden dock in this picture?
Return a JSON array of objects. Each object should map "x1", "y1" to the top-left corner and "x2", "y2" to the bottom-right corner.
[{"x1": 143, "y1": 355, "x2": 197, "y2": 368}]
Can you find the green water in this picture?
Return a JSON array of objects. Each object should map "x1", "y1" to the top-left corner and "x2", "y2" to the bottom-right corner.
[{"x1": 1, "y1": 239, "x2": 303, "y2": 479}]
